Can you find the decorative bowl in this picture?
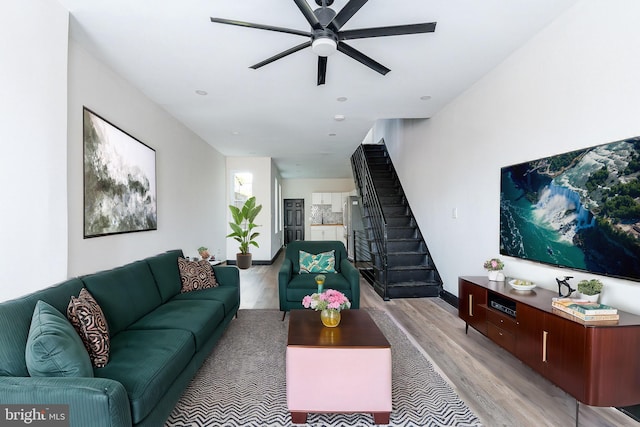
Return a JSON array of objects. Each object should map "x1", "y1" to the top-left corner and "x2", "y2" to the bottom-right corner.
[{"x1": 509, "y1": 279, "x2": 536, "y2": 291}]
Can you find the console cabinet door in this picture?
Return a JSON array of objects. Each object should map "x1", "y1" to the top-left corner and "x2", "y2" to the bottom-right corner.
[
  {"x1": 543, "y1": 314, "x2": 586, "y2": 401},
  {"x1": 458, "y1": 279, "x2": 487, "y2": 335},
  {"x1": 516, "y1": 304, "x2": 585, "y2": 401}
]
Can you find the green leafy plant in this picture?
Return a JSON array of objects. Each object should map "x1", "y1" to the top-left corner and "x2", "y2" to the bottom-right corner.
[
  {"x1": 226, "y1": 196, "x2": 262, "y2": 254},
  {"x1": 577, "y1": 279, "x2": 603, "y2": 296}
]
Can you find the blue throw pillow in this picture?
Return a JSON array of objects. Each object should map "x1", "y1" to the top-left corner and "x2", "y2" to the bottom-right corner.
[
  {"x1": 25, "y1": 300, "x2": 93, "y2": 377},
  {"x1": 299, "y1": 250, "x2": 336, "y2": 274}
]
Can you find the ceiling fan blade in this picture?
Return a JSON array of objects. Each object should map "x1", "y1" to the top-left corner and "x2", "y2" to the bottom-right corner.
[
  {"x1": 250, "y1": 41, "x2": 312, "y2": 69},
  {"x1": 293, "y1": 0, "x2": 323, "y2": 30},
  {"x1": 317, "y1": 56, "x2": 327, "y2": 86},
  {"x1": 340, "y1": 22, "x2": 437, "y2": 40},
  {"x1": 337, "y1": 42, "x2": 390, "y2": 75},
  {"x1": 329, "y1": 0, "x2": 368, "y2": 31},
  {"x1": 210, "y1": 17, "x2": 310, "y2": 38}
]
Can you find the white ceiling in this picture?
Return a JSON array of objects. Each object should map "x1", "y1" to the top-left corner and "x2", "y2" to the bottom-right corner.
[{"x1": 56, "y1": 0, "x2": 578, "y2": 179}]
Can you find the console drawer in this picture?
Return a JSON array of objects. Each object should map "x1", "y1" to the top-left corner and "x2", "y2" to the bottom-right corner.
[
  {"x1": 487, "y1": 309, "x2": 517, "y2": 334},
  {"x1": 487, "y1": 323, "x2": 515, "y2": 353}
]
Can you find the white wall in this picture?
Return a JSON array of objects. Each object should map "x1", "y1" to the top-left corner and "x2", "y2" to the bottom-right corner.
[
  {"x1": 66, "y1": 41, "x2": 228, "y2": 275},
  {"x1": 382, "y1": 0, "x2": 640, "y2": 313},
  {"x1": 282, "y1": 178, "x2": 356, "y2": 240},
  {"x1": 0, "y1": 0, "x2": 69, "y2": 301},
  {"x1": 225, "y1": 156, "x2": 274, "y2": 262}
]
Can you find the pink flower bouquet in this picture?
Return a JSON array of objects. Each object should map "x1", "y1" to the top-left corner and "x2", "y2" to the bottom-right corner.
[{"x1": 302, "y1": 289, "x2": 351, "y2": 312}]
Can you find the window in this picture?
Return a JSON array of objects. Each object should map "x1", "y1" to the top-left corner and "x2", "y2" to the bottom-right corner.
[{"x1": 232, "y1": 172, "x2": 253, "y2": 208}]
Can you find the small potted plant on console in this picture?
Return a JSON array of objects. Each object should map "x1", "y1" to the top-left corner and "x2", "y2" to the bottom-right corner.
[{"x1": 577, "y1": 279, "x2": 603, "y2": 302}]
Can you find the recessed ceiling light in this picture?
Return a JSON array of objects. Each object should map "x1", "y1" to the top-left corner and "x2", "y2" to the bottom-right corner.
[
  {"x1": 334, "y1": 115, "x2": 345, "y2": 121},
  {"x1": 420, "y1": 95, "x2": 432, "y2": 101},
  {"x1": 232, "y1": 131, "x2": 240, "y2": 135},
  {"x1": 195, "y1": 90, "x2": 208, "y2": 96},
  {"x1": 336, "y1": 96, "x2": 348, "y2": 102}
]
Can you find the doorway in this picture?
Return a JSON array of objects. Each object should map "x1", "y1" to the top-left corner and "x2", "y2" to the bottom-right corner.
[{"x1": 284, "y1": 198, "x2": 304, "y2": 244}]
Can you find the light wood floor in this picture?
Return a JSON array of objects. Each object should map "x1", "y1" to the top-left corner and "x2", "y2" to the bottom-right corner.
[{"x1": 237, "y1": 253, "x2": 638, "y2": 427}]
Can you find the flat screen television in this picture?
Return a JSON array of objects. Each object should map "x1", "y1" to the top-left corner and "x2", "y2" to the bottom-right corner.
[{"x1": 500, "y1": 136, "x2": 640, "y2": 282}]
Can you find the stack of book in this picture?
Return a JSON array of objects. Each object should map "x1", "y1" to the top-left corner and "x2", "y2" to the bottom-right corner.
[{"x1": 551, "y1": 298, "x2": 619, "y2": 322}]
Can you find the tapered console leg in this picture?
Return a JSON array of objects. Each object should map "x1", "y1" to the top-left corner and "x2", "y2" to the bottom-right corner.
[{"x1": 465, "y1": 323, "x2": 469, "y2": 334}]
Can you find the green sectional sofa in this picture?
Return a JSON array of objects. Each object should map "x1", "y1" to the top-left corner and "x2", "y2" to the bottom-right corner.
[
  {"x1": 278, "y1": 240, "x2": 360, "y2": 313},
  {"x1": 0, "y1": 249, "x2": 240, "y2": 427}
]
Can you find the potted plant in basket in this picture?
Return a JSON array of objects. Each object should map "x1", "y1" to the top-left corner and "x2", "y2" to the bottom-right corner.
[
  {"x1": 198, "y1": 246, "x2": 211, "y2": 260},
  {"x1": 227, "y1": 196, "x2": 262, "y2": 269},
  {"x1": 577, "y1": 279, "x2": 603, "y2": 302}
]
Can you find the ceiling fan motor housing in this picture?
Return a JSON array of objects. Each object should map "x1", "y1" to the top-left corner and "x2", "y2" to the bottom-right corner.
[{"x1": 314, "y1": 6, "x2": 337, "y2": 27}]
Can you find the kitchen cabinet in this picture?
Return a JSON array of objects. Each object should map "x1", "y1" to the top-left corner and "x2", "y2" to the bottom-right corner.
[
  {"x1": 309, "y1": 225, "x2": 337, "y2": 241},
  {"x1": 312, "y1": 192, "x2": 348, "y2": 213},
  {"x1": 312, "y1": 192, "x2": 329, "y2": 205}
]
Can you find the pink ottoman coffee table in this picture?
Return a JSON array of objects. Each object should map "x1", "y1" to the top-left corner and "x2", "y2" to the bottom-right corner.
[{"x1": 286, "y1": 309, "x2": 392, "y2": 424}]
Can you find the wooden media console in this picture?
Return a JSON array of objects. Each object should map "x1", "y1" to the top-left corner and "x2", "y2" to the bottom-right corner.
[{"x1": 459, "y1": 276, "x2": 640, "y2": 408}]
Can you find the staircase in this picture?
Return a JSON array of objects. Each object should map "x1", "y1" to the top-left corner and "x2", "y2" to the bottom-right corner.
[{"x1": 350, "y1": 142, "x2": 442, "y2": 300}]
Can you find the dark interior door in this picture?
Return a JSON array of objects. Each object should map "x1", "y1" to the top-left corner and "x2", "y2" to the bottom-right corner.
[{"x1": 284, "y1": 199, "x2": 304, "y2": 244}]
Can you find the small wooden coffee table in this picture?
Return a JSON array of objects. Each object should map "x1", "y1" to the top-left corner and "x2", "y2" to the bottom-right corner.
[{"x1": 286, "y1": 309, "x2": 392, "y2": 424}]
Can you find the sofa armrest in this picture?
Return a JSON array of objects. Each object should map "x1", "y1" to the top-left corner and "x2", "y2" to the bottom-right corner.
[
  {"x1": 213, "y1": 265, "x2": 240, "y2": 288},
  {"x1": 0, "y1": 376, "x2": 131, "y2": 427},
  {"x1": 341, "y1": 259, "x2": 361, "y2": 309},
  {"x1": 278, "y1": 259, "x2": 293, "y2": 311}
]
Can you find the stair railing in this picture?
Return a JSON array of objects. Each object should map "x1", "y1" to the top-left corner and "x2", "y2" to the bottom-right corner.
[{"x1": 351, "y1": 145, "x2": 389, "y2": 299}]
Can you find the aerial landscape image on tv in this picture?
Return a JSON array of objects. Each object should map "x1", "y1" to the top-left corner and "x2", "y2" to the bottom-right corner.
[{"x1": 500, "y1": 136, "x2": 640, "y2": 282}]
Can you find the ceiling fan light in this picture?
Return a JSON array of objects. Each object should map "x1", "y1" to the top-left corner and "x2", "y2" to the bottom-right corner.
[{"x1": 312, "y1": 38, "x2": 337, "y2": 57}]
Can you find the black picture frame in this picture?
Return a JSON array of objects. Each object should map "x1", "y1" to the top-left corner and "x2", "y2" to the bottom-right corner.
[
  {"x1": 83, "y1": 107, "x2": 157, "y2": 238},
  {"x1": 500, "y1": 136, "x2": 640, "y2": 282}
]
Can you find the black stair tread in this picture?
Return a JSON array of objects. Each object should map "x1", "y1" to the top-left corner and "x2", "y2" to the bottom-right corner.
[
  {"x1": 387, "y1": 280, "x2": 442, "y2": 287},
  {"x1": 387, "y1": 265, "x2": 435, "y2": 271}
]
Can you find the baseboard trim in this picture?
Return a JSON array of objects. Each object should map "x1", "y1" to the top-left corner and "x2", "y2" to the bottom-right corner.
[
  {"x1": 226, "y1": 247, "x2": 283, "y2": 266},
  {"x1": 440, "y1": 290, "x2": 458, "y2": 309}
]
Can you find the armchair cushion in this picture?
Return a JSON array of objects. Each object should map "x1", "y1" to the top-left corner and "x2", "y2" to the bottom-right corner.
[{"x1": 299, "y1": 249, "x2": 336, "y2": 273}]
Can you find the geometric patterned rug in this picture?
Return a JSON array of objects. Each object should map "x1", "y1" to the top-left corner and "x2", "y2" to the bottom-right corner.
[{"x1": 166, "y1": 309, "x2": 483, "y2": 427}]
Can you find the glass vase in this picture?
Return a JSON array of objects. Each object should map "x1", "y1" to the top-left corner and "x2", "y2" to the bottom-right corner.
[{"x1": 320, "y1": 309, "x2": 341, "y2": 328}]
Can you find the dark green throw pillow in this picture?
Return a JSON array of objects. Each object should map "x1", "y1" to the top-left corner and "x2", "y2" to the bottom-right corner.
[{"x1": 25, "y1": 300, "x2": 93, "y2": 377}]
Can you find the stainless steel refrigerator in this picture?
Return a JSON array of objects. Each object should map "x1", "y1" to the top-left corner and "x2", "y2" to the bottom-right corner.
[{"x1": 343, "y1": 196, "x2": 364, "y2": 260}]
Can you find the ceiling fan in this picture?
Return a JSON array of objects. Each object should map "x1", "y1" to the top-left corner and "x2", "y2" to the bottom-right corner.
[{"x1": 210, "y1": 0, "x2": 436, "y2": 85}]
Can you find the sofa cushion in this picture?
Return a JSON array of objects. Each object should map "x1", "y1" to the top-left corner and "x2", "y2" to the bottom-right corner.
[
  {"x1": 94, "y1": 328, "x2": 195, "y2": 424},
  {"x1": 299, "y1": 249, "x2": 336, "y2": 274},
  {"x1": 82, "y1": 260, "x2": 162, "y2": 336},
  {"x1": 146, "y1": 249, "x2": 184, "y2": 302},
  {"x1": 286, "y1": 273, "x2": 353, "y2": 304},
  {"x1": 25, "y1": 301, "x2": 93, "y2": 378},
  {"x1": 128, "y1": 299, "x2": 224, "y2": 350},
  {"x1": 0, "y1": 278, "x2": 84, "y2": 377},
  {"x1": 172, "y1": 286, "x2": 239, "y2": 317},
  {"x1": 67, "y1": 288, "x2": 110, "y2": 368},
  {"x1": 177, "y1": 257, "x2": 217, "y2": 292}
]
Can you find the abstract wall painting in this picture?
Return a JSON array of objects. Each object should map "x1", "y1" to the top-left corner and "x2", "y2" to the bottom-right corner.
[{"x1": 83, "y1": 108, "x2": 157, "y2": 238}]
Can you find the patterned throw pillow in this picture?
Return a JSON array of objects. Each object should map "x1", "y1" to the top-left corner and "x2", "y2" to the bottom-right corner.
[
  {"x1": 67, "y1": 288, "x2": 110, "y2": 368},
  {"x1": 177, "y1": 257, "x2": 218, "y2": 293},
  {"x1": 299, "y1": 250, "x2": 336, "y2": 274}
]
